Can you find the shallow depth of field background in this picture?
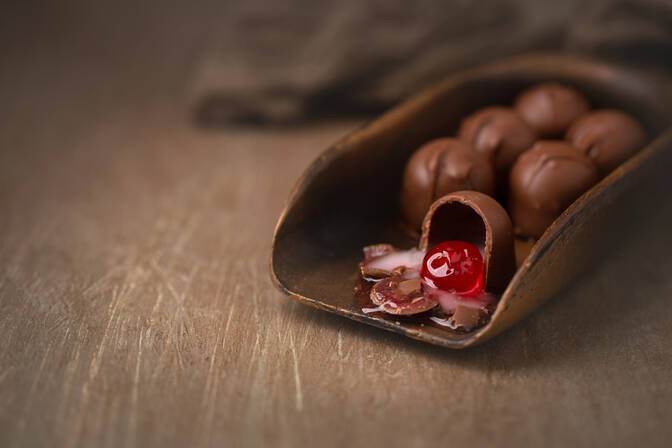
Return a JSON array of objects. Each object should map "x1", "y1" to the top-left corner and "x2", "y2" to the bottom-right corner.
[{"x1": 1, "y1": 1, "x2": 672, "y2": 447}]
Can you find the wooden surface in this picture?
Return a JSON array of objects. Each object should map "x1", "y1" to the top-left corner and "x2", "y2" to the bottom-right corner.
[{"x1": 2, "y1": 3, "x2": 672, "y2": 447}]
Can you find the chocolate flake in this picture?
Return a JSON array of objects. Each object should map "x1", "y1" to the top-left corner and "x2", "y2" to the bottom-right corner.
[
  {"x1": 359, "y1": 245, "x2": 424, "y2": 280},
  {"x1": 370, "y1": 276, "x2": 438, "y2": 315},
  {"x1": 448, "y1": 305, "x2": 483, "y2": 330}
]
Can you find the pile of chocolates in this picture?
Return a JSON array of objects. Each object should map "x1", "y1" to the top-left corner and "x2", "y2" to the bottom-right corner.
[
  {"x1": 403, "y1": 82, "x2": 647, "y2": 238},
  {"x1": 356, "y1": 82, "x2": 647, "y2": 331}
]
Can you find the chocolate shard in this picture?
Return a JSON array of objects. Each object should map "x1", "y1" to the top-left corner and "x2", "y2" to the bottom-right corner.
[
  {"x1": 360, "y1": 244, "x2": 424, "y2": 280},
  {"x1": 419, "y1": 191, "x2": 515, "y2": 294},
  {"x1": 448, "y1": 305, "x2": 483, "y2": 331},
  {"x1": 397, "y1": 278, "x2": 422, "y2": 296},
  {"x1": 362, "y1": 244, "x2": 396, "y2": 261},
  {"x1": 370, "y1": 276, "x2": 437, "y2": 315},
  {"x1": 360, "y1": 244, "x2": 398, "y2": 279}
]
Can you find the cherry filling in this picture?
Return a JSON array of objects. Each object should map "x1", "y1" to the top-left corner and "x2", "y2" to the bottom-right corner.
[{"x1": 420, "y1": 241, "x2": 484, "y2": 295}]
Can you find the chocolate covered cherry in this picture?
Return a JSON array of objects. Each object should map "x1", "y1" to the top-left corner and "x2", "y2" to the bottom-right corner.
[
  {"x1": 421, "y1": 241, "x2": 484, "y2": 294},
  {"x1": 514, "y1": 82, "x2": 589, "y2": 137},
  {"x1": 400, "y1": 138, "x2": 495, "y2": 231},
  {"x1": 565, "y1": 109, "x2": 647, "y2": 175},
  {"x1": 458, "y1": 106, "x2": 536, "y2": 176},
  {"x1": 509, "y1": 141, "x2": 599, "y2": 238}
]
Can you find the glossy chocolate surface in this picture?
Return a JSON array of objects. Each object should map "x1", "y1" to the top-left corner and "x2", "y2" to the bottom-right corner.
[
  {"x1": 566, "y1": 109, "x2": 647, "y2": 175},
  {"x1": 509, "y1": 141, "x2": 599, "y2": 238},
  {"x1": 400, "y1": 138, "x2": 495, "y2": 230},
  {"x1": 369, "y1": 276, "x2": 437, "y2": 315},
  {"x1": 514, "y1": 82, "x2": 589, "y2": 137},
  {"x1": 458, "y1": 106, "x2": 536, "y2": 177}
]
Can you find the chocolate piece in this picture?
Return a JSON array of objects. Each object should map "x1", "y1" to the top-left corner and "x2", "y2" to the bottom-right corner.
[
  {"x1": 400, "y1": 138, "x2": 495, "y2": 231},
  {"x1": 514, "y1": 83, "x2": 590, "y2": 137},
  {"x1": 509, "y1": 141, "x2": 599, "y2": 238},
  {"x1": 397, "y1": 278, "x2": 422, "y2": 296},
  {"x1": 458, "y1": 106, "x2": 536, "y2": 177},
  {"x1": 370, "y1": 276, "x2": 438, "y2": 315},
  {"x1": 566, "y1": 109, "x2": 647, "y2": 175},
  {"x1": 448, "y1": 304, "x2": 482, "y2": 331},
  {"x1": 362, "y1": 243, "x2": 396, "y2": 260},
  {"x1": 419, "y1": 191, "x2": 515, "y2": 293},
  {"x1": 429, "y1": 288, "x2": 495, "y2": 314},
  {"x1": 359, "y1": 244, "x2": 424, "y2": 279},
  {"x1": 360, "y1": 244, "x2": 398, "y2": 279}
]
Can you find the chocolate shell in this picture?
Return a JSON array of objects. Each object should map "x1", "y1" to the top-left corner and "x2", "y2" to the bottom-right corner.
[
  {"x1": 566, "y1": 109, "x2": 647, "y2": 175},
  {"x1": 457, "y1": 106, "x2": 536, "y2": 177},
  {"x1": 419, "y1": 191, "x2": 515, "y2": 294},
  {"x1": 514, "y1": 82, "x2": 589, "y2": 137},
  {"x1": 400, "y1": 138, "x2": 495, "y2": 231},
  {"x1": 509, "y1": 141, "x2": 599, "y2": 238}
]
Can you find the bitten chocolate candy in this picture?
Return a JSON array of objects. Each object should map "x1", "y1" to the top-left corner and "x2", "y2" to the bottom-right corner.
[
  {"x1": 566, "y1": 109, "x2": 647, "y2": 175},
  {"x1": 419, "y1": 191, "x2": 515, "y2": 293},
  {"x1": 509, "y1": 141, "x2": 599, "y2": 238},
  {"x1": 400, "y1": 138, "x2": 495, "y2": 231},
  {"x1": 514, "y1": 83, "x2": 590, "y2": 137},
  {"x1": 458, "y1": 106, "x2": 536, "y2": 176}
]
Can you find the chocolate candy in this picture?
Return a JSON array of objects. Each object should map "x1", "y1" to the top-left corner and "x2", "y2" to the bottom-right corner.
[
  {"x1": 419, "y1": 191, "x2": 515, "y2": 293},
  {"x1": 457, "y1": 106, "x2": 536, "y2": 176},
  {"x1": 514, "y1": 83, "x2": 590, "y2": 137},
  {"x1": 400, "y1": 138, "x2": 495, "y2": 231},
  {"x1": 509, "y1": 141, "x2": 599, "y2": 238},
  {"x1": 566, "y1": 109, "x2": 647, "y2": 175}
]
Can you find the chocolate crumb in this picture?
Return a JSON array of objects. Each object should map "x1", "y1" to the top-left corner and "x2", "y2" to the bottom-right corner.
[
  {"x1": 370, "y1": 276, "x2": 438, "y2": 315},
  {"x1": 449, "y1": 305, "x2": 483, "y2": 331},
  {"x1": 362, "y1": 244, "x2": 396, "y2": 261}
]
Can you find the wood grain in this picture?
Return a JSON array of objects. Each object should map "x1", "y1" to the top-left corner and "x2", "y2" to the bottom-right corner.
[{"x1": 1, "y1": 3, "x2": 672, "y2": 447}]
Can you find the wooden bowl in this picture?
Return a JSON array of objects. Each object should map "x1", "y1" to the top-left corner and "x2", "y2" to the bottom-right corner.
[{"x1": 270, "y1": 53, "x2": 672, "y2": 348}]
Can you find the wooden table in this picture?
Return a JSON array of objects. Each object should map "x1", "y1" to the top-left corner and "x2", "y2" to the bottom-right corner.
[{"x1": 2, "y1": 3, "x2": 671, "y2": 447}]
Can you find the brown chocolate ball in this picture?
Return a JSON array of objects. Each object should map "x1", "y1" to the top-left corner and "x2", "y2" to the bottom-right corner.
[
  {"x1": 509, "y1": 141, "x2": 599, "y2": 238},
  {"x1": 565, "y1": 109, "x2": 646, "y2": 175},
  {"x1": 458, "y1": 106, "x2": 536, "y2": 176},
  {"x1": 400, "y1": 138, "x2": 495, "y2": 231},
  {"x1": 514, "y1": 83, "x2": 590, "y2": 138}
]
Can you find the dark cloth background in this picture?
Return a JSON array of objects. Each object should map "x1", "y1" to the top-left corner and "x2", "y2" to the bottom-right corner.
[{"x1": 193, "y1": 0, "x2": 672, "y2": 127}]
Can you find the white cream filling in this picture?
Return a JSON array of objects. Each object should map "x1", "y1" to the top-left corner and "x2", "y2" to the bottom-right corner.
[
  {"x1": 424, "y1": 287, "x2": 495, "y2": 313},
  {"x1": 365, "y1": 249, "x2": 425, "y2": 273}
]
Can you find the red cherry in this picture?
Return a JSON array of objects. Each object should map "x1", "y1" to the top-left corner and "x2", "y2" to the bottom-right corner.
[{"x1": 421, "y1": 241, "x2": 484, "y2": 294}]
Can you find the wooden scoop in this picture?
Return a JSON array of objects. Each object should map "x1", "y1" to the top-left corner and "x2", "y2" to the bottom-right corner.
[{"x1": 270, "y1": 53, "x2": 672, "y2": 348}]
